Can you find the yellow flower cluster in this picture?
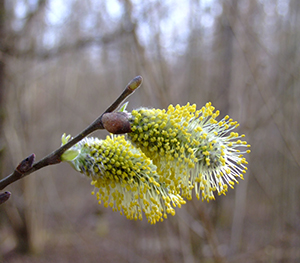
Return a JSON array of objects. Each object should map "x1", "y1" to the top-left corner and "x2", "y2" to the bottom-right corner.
[
  {"x1": 61, "y1": 102, "x2": 250, "y2": 224},
  {"x1": 128, "y1": 103, "x2": 250, "y2": 201},
  {"x1": 61, "y1": 134, "x2": 185, "y2": 224}
]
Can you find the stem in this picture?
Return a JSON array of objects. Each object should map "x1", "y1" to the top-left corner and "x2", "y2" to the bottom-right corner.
[
  {"x1": 103, "y1": 75, "x2": 142, "y2": 114},
  {"x1": 0, "y1": 76, "x2": 143, "y2": 195}
]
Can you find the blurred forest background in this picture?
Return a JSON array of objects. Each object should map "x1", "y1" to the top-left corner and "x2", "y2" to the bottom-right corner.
[{"x1": 0, "y1": 0, "x2": 299, "y2": 262}]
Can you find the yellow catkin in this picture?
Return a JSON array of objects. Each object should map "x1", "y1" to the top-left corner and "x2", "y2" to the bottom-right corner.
[
  {"x1": 128, "y1": 103, "x2": 250, "y2": 201},
  {"x1": 61, "y1": 134, "x2": 186, "y2": 224}
]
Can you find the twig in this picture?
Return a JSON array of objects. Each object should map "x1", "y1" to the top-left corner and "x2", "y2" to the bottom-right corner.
[
  {"x1": 0, "y1": 191, "x2": 11, "y2": 204},
  {"x1": 0, "y1": 76, "x2": 143, "y2": 200},
  {"x1": 3, "y1": 27, "x2": 128, "y2": 61}
]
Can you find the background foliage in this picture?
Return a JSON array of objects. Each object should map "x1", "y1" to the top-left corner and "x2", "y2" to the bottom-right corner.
[{"x1": 0, "y1": 0, "x2": 299, "y2": 262}]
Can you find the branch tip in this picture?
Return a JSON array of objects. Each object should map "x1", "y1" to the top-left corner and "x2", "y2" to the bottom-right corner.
[
  {"x1": 127, "y1": 75, "x2": 143, "y2": 91},
  {"x1": 103, "y1": 75, "x2": 143, "y2": 114},
  {"x1": 0, "y1": 191, "x2": 11, "y2": 205}
]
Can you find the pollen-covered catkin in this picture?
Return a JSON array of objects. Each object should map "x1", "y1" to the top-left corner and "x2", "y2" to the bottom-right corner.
[
  {"x1": 127, "y1": 103, "x2": 250, "y2": 201},
  {"x1": 61, "y1": 134, "x2": 185, "y2": 224}
]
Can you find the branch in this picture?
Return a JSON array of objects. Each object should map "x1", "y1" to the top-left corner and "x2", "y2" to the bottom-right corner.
[
  {"x1": 0, "y1": 76, "x2": 143, "y2": 202},
  {"x1": 2, "y1": 27, "x2": 128, "y2": 60}
]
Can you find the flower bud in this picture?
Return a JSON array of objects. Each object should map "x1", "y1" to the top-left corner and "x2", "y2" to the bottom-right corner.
[{"x1": 102, "y1": 112, "x2": 132, "y2": 134}]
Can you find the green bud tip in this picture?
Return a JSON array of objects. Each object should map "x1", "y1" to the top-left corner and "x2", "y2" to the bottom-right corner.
[{"x1": 127, "y1": 76, "x2": 143, "y2": 91}]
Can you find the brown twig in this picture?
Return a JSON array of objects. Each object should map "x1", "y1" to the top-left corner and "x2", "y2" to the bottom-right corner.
[
  {"x1": 0, "y1": 76, "x2": 143, "y2": 201},
  {"x1": 0, "y1": 191, "x2": 11, "y2": 204}
]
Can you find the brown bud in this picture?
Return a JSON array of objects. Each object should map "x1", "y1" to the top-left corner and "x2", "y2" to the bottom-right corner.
[
  {"x1": 16, "y1": 153, "x2": 35, "y2": 173},
  {"x1": 0, "y1": 191, "x2": 11, "y2": 205},
  {"x1": 102, "y1": 112, "x2": 132, "y2": 134}
]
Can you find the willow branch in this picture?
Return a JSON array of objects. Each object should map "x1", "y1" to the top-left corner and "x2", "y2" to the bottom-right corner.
[{"x1": 0, "y1": 76, "x2": 142, "y2": 197}]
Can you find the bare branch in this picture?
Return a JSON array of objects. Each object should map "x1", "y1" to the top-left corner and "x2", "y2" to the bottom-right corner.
[
  {"x1": 3, "y1": 27, "x2": 129, "y2": 60},
  {"x1": 17, "y1": 0, "x2": 47, "y2": 38},
  {"x1": 0, "y1": 76, "x2": 142, "y2": 194}
]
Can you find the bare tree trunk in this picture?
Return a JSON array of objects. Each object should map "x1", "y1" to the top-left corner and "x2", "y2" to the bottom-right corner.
[
  {"x1": 0, "y1": 1, "x2": 47, "y2": 254},
  {"x1": 213, "y1": 0, "x2": 238, "y2": 115},
  {"x1": 210, "y1": 0, "x2": 239, "y2": 232},
  {"x1": 0, "y1": 0, "x2": 5, "y2": 168},
  {"x1": 0, "y1": 1, "x2": 9, "y2": 260}
]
